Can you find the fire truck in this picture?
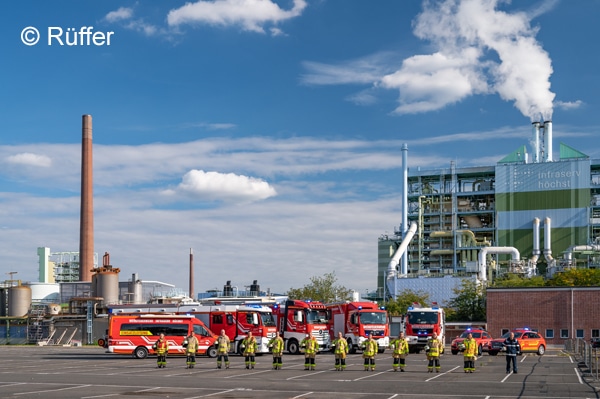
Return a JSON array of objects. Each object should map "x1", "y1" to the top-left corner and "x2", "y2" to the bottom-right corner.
[
  {"x1": 403, "y1": 303, "x2": 445, "y2": 354},
  {"x1": 271, "y1": 299, "x2": 331, "y2": 354},
  {"x1": 107, "y1": 314, "x2": 217, "y2": 359},
  {"x1": 178, "y1": 303, "x2": 278, "y2": 355},
  {"x1": 327, "y1": 301, "x2": 389, "y2": 353}
]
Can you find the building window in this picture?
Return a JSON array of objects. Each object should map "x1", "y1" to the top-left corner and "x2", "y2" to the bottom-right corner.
[
  {"x1": 576, "y1": 329, "x2": 584, "y2": 339},
  {"x1": 501, "y1": 328, "x2": 509, "y2": 336},
  {"x1": 560, "y1": 329, "x2": 569, "y2": 339},
  {"x1": 592, "y1": 329, "x2": 600, "y2": 338},
  {"x1": 546, "y1": 329, "x2": 554, "y2": 339}
]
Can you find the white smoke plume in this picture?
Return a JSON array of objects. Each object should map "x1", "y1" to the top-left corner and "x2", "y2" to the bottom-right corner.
[{"x1": 383, "y1": 0, "x2": 556, "y2": 121}]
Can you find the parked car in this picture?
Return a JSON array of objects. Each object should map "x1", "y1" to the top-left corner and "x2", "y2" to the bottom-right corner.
[
  {"x1": 488, "y1": 328, "x2": 546, "y2": 356},
  {"x1": 451, "y1": 328, "x2": 493, "y2": 356}
]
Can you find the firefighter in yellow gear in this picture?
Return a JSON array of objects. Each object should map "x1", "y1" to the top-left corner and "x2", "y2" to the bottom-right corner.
[
  {"x1": 391, "y1": 332, "x2": 409, "y2": 372},
  {"x1": 332, "y1": 331, "x2": 349, "y2": 371},
  {"x1": 216, "y1": 329, "x2": 231, "y2": 369},
  {"x1": 241, "y1": 332, "x2": 258, "y2": 369},
  {"x1": 426, "y1": 332, "x2": 443, "y2": 373},
  {"x1": 362, "y1": 334, "x2": 378, "y2": 371},
  {"x1": 300, "y1": 334, "x2": 318, "y2": 370},
  {"x1": 183, "y1": 331, "x2": 199, "y2": 369},
  {"x1": 462, "y1": 333, "x2": 477, "y2": 373},
  {"x1": 268, "y1": 331, "x2": 285, "y2": 370},
  {"x1": 153, "y1": 333, "x2": 169, "y2": 368}
]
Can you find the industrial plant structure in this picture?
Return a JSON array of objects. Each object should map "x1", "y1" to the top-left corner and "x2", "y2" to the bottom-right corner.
[{"x1": 379, "y1": 121, "x2": 600, "y2": 303}]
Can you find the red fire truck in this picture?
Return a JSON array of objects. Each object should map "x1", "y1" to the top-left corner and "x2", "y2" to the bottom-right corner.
[
  {"x1": 107, "y1": 314, "x2": 218, "y2": 359},
  {"x1": 179, "y1": 303, "x2": 277, "y2": 354},
  {"x1": 271, "y1": 299, "x2": 331, "y2": 354},
  {"x1": 327, "y1": 301, "x2": 389, "y2": 353},
  {"x1": 403, "y1": 303, "x2": 445, "y2": 354}
]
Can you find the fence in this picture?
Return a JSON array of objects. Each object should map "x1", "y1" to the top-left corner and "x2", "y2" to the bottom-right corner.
[{"x1": 565, "y1": 339, "x2": 599, "y2": 380}]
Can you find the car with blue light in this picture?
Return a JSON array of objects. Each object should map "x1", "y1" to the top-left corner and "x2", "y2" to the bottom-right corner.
[
  {"x1": 450, "y1": 328, "x2": 493, "y2": 356},
  {"x1": 487, "y1": 328, "x2": 546, "y2": 356}
]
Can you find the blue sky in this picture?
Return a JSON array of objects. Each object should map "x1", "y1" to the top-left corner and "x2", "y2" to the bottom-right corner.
[{"x1": 1, "y1": 0, "x2": 599, "y2": 297}]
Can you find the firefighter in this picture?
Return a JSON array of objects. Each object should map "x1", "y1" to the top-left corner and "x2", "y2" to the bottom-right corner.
[
  {"x1": 361, "y1": 333, "x2": 378, "y2": 371},
  {"x1": 300, "y1": 334, "x2": 318, "y2": 370},
  {"x1": 426, "y1": 332, "x2": 442, "y2": 373},
  {"x1": 241, "y1": 331, "x2": 258, "y2": 369},
  {"x1": 503, "y1": 332, "x2": 520, "y2": 374},
  {"x1": 183, "y1": 331, "x2": 199, "y2": 369},
  {"x1": 153, "y1": 333, "x2": 168, "y2": 368},
  {"x1": 216, "y1": 329, "x2": 231, "y2": 369},
  {"x1": 268, "y1": 331, "x2": 284, "y2": 370},
  {"x1": 391, "y1": 332, "x2": 409, "y2": 372},
  {"x1": 331, "y1": 331, "x2": 349, "y2": 371},
  {"x1": 462, "y1": 332, "x2": 477, "y2": 373}
]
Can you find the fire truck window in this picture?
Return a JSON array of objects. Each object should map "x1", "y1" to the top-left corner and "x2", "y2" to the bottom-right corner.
[
  {"x1": 213, "y1": 314, "x2": 223, "y2": 324},
  {"x1": 350, "y1": 314, "x2": 357, "y2": 325},
  {"x1": 226, "y1": 314, "x2": 234, "y2": 325},
  {"x1": 294, "y1": 310, "x2": 303, "y2": 322}
]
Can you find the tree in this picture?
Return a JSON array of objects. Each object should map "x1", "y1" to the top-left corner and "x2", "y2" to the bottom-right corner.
[
  {"x1": 491, "y1": 273, "x2": 546, "y2": 287},
  {"x1": 445, "y1": 279, "x2": 486, "y2": 322},
  {"x1": 384, "y1": 289, "x2": 430, "y2": 316},
  {"x1": 545, "y1": 268, "x2": 600, "y2": 286},
  {"x1": 285, "y1": 272, "x2": 352, "y2": 303}
]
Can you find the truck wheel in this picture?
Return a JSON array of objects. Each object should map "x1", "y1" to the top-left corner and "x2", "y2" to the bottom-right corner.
[
  {"x1": 237, "y1": 342, "x2": 244, "y2": 356},
  {"x1": 347, "y1": 339, "x2": 356, "y2": 354},
  {"x1": 134, "y1": 346, "x2": 148, "y2": 359},
  {"x1": 287, "y1": 339, "x2": 300, "y2": 355},
  {"x1": 478, "y1": 345, "x2": 483, "y2": 356},
  {"x1": 451, "y1": 350, "x2": 458, "y2": 355},
  {"x1": 207, "y1": 345, "x2": 218, "y2": 358},
  {"x1": 489, "y1": 351, "x2": 498, "y2": 356},
  {"x1": 377, "y1": 348, "x2": 385, "y2": 354}
]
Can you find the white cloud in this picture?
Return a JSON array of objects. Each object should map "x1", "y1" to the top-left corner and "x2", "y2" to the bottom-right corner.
[
  {"x1": 5, "y1": 153, "x2": 52, "y2": 167},
  {"x1": 104, "y1": 7, "x2": 133, "y2": 23},
  {"x1": 555, "y1": 100, "x2": 583, "y2": 110},
  {"x1": 171, "y1": 169, "x2": 277, "y2": 202},
  {"x1": 167, "y1": 0, "x2": 308, "y2": 34}
]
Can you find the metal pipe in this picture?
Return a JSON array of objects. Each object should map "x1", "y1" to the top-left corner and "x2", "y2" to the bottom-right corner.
[
  {"x1": 544, "y1": 121, "x2": 553, "y2": 162},
  {"x1": 478, "y1": 246, "x2": 520, "y2": 282},
  {"x1": 401, "y1": 143, "x2": 408, "y2": 275},
  {"x1": 189, "y1": 248, "x2": 194, "y2": 300},
  {"x1": 532, "y1": 122, "x2": 541, "y2": 163},
  {"x1": 544, "y1": 217, "x2": 554, "y2": 264},
  {"x1": 386, "y1": 222, "x2": 418, "y2": 300}
]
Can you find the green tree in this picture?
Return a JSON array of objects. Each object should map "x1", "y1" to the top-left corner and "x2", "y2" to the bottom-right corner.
[
  {"x1": 446, "y1": 279, "x2": 486, "y2": 322},
  {"x1": 285, "y1": 272, "x2": 352, "y2": 303},
  {"x1": 545, "y1": 268, "x2": 600, "y2": 286},
  {"x1": 491, "y1": 273, "x2": 546, "y2": 287},
  {"x1": 384, "y1": 289, "x2": 430, "y2": 316}
]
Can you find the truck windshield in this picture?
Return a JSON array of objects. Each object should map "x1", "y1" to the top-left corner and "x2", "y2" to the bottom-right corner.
[
  {"x1": 407, "y1": 311, "x2": 439, "y2": 325},
  {"x1": 260, "y1": 312, "x2": 276, "y2": 327},
  {"x1": 306, "y1": 310, "x2": 329, "y2": 324},
  {"x1": 359, "y1": 312, "x2": 387, "y2": 325}
]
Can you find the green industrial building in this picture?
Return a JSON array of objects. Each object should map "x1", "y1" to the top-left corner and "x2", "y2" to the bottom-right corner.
[{"x1": 379, "y1": 122, "x2": 600, "y2": 302}]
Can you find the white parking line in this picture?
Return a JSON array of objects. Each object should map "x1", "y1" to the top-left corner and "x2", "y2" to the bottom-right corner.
[{"x1": 15, "y1": 384, "x2": 92, "y2": 396}]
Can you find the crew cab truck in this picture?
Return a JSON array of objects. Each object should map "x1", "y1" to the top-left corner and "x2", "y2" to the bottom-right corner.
[
  {"x1": 179, "y1": 303, "x2": 278, "y2": 355},
  {"x1": 107, "y1": 314, "x2": 218, "y2": 359},
  {"x1": 271, "y1": 299, "x2": 331, "y2": 354},
  {"x1": 403, "y1": 303, "x2": 445, "y2": 354},
  {"x1": 327, "y1": 301, "x2": 389, "y2": 354}
]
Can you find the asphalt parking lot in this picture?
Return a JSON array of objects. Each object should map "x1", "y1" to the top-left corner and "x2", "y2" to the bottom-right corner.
[{"x1": 0, "y1": 346, "x2": 597, "y2": 398}]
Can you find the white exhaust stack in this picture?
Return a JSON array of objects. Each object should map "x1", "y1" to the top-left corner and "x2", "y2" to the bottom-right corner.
[
  {"x1": 544, "y1": 120, "x2": 552, "y2": 162},
  {"x1": 532, "y1": 122, "x2": 541, "y2": 163},
  {"x1": 531, "y1": 217, "x2": 540, "y2": 265},
  {"x1": 543, "y1": 217, "x2": 554, "y2": 264},
  {"x1": 401, "y1": 143, "x2": 408, "y2": 276}
]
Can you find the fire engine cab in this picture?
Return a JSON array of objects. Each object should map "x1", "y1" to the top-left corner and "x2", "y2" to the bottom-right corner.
[
  {"x1": 271, "y1": 299, "x2": 331, "y2": 354},
  {"x1": 327, "y1": 301, "x2": 389, "y2": 353},
  {"x1": 403, "y1": 303, "x2": 445, "y2": 354}
]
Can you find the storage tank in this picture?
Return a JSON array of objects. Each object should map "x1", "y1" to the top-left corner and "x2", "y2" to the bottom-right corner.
[
  {"x1": 93, "y1": 271, "x2": 119, "y2": 305},
  {"x1": 8, "y1": 285, "x2": 32, "y2": 317},
  {"x1": 28, "y1": 282, "x2": 60, "y2": 304},
  {"x1": 0, "y1": 288, "x2": 7, "y2": 317}
]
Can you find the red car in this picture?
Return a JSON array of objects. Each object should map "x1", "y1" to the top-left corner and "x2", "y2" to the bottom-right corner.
[
  {"x1": 451, "y1": 328, "x2": 493, "y2": 356},
  {"x1": 487, "y1": 328, "x2": 546, "y2": 356}
]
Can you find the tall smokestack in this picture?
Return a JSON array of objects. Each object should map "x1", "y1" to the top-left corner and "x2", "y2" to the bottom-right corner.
[
  {"x1": 79, "y1": 115, "x2": 94, "y2": 282},
  {"x1": 401, "y1": 143, "x2": 408, "y2": 276},
  {"x1": 189, "y1": 248, "x2": 194, "y2": 300},
  {"x1": 544, "y1": 120, "x2": 552, "y2": 162}
]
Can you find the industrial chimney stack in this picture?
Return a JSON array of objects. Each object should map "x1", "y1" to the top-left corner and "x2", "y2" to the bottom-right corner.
[{"x1": 79, "y1": 115, "x2": 94, "y2": 282}]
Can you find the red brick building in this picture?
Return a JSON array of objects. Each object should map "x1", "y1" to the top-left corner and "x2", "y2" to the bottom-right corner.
[{"x1": 486, "y1": 286, "x2": 600, "y2": 345}]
